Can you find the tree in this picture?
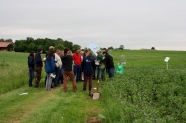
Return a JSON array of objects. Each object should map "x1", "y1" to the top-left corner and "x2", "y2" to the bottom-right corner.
[
  {"x1": 63, "y1": 40, "x2": 73, "y2": 50},
  {"x1": 5, "y1": 39, "x2": 12, "y2": 42},
  {"x1": 7, "y1": 44, "x2": 14, "y2": 51},
  {"x1": 100, "y1": 47, "x2": 106, "y2": 50},
  {"x1": 108, "y1": 46, "x2": 114, "y2": 50},
  {"x1": 119, "y1": 45, "x2": 124, "y2": 50},
  {"x1": 28, "y1": 43, "x2": 36, "y2": 52},
  {"x1": 56, "y1": 38, "x2": 64, "y2": 45},
  {"x1": 55, "y1": 44, "x2": 65, "y2": 50},
  {"x1": 0, "y1": 39, "x2": 4, "y2": 42},
  {"x1": 26, "y1": 37, "x2": 34, "y2": 45},
  {"x1": 151, "y1": 47, "x2": 155, "y2": 50},
  {"x1": 12, "y1": 37, "x2": 82, "y2": 53},
  {"x1": 18, "y1": 43, "x2": 27, "y2": 52},
  {"x1": 72, "y1": 44, "x2": 81, "y2": 52}
]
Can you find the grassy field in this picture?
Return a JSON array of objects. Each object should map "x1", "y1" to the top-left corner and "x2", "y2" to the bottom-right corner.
[{"x1": 0, "y1": 50, "x2": 186, "y2": 123}]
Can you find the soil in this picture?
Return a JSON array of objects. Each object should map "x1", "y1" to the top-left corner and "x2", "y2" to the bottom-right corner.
[{"x1": 87, "y1": 117, "x2": 103, "y2": 123}]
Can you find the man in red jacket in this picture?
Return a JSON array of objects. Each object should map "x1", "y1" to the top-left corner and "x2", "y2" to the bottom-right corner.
[{"x1": 73, "y1": 49, "x2": 82, "y2": 82}]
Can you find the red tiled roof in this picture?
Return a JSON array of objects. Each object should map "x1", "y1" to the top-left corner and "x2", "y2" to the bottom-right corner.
[{"x1": 0, "y1": 42, "x2": 12, "y2": 47}]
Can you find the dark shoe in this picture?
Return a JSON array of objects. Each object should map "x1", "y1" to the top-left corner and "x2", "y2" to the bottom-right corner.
[
  {"x1": 89, "y1": 93, "x2": 93, "y2": 97},
  {"x1": 89, "y1": 92, "x2": 93, "y2": 97}
]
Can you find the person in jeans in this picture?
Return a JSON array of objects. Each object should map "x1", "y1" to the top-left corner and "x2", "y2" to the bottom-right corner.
[
  {"x1": 59, "y1": 50, "x2": 64, "y2": 84},
  {"x1": 100, "y1": 51, "x2": 115, "y2": 78},
  {"x1": 45, "y1": 50, "x2": 55, "y2": 91},
  {"x1": 34, "y1": 48, "x2": 43, "y2": 88},
  {"x1": 82, "y1": 50, "x2": 95, "y2": 96},
  {"x1": 44, "y1": 46, "x2": 55, "y2": 87},
  {"x1": 28, "y1": 50, "x2": 35, "y2": 87},
  {"x1": 61, "y1": 48, "x2": 77, "y2": 92},
  {"x1": 72, "y1": 49, "x2": 82, "y2": 82}
]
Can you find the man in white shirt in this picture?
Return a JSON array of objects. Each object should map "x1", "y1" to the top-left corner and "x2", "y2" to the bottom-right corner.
[{"x1": 54, "y1": 49, "x2": 62, "y2": 87}]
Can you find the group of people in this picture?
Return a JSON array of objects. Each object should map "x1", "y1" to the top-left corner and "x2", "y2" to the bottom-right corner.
[{"x1": 27, "y1": 46, "x2": 114, "y2": 95}]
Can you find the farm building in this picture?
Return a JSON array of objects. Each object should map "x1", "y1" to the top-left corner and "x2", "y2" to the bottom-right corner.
[{"x1": 0, "y1": 42, "x2": 13, "y2": 51}]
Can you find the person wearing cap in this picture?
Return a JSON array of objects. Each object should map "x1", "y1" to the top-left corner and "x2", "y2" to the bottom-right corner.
[
  {"x1": 34, "y1": 48, "x2": 44, "y2": 88},
  {"x1": 100, "y1": 51, "x2": 115, "y2": 78},
  {"x1": 95, "y1": 50, "x2": 103, "y2": 80}
]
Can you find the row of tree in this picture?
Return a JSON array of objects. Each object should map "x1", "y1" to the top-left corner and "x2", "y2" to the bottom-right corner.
[
  {"x1": 0, "y1": 39, "x2": 13, "y2": 42},
  {"x1": 1, "y1": 37, "x2": 125, "y2": 52},
  {"x1": 13, "y1": 37, "x2": 81, "y2": 53}
]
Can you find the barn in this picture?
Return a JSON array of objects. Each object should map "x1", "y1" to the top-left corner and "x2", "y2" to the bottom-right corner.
[{"x1": 0, "y1": 42, "x2": 13, "y2": 51}]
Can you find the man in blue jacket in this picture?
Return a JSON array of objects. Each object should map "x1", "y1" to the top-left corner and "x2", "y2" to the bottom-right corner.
[{"x1": 82, "y1": 50, "x2": 95, "y2": 96}]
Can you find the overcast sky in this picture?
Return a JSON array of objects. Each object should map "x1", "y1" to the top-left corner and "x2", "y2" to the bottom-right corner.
[{"x1": 0, "y1": 0, "x2": 186, "y2": 50}]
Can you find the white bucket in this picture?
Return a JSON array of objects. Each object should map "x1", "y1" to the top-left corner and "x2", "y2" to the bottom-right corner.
[{"x1": 93, "y1": 92, "x2": 100, "y2": 100}]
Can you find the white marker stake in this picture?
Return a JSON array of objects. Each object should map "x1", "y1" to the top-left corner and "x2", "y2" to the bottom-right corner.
[
  {"x1": 166, "y1": 62, "x2": 168, "y2": 70},
  {"x1": 164, "y1": 57, "x2": 170, "y2": 70}
]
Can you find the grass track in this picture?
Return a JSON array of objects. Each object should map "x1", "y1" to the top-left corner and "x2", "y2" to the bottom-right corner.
[{"x1": 0, "y1": 80, "x2": 104, "y2": 123}]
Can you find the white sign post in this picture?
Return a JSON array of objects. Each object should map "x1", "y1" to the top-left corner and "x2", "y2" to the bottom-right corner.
[
  {"x1": 88, "y1": 42, "x2": 100, "y2": 56},
  {"x1": 121, "y1": 55, "x2": 126, "y2": 64},
  {"x1": 164, "y1": 57, "x2": 170, "y2": 70}
]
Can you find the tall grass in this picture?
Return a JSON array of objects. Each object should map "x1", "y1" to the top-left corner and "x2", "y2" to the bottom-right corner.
[
  {"x1": 0, "y1": 63, "x2": 28, "y2": 93},
  {"x1": 0, "y1": 51, "x2": 45, "y2": 94}
]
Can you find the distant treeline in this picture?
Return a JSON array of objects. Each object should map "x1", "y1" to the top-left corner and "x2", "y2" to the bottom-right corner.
[
  {"x1": 10, "y1": 37, "x2": 81, "y2": 53},
  {"x1": 1, "y1": 38, "x2": 127, "y2": 52}
]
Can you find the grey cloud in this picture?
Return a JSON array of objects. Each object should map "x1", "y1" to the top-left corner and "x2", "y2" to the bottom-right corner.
[{"x1": 0, "y1": 0, "x2": 186, "y2": 50}]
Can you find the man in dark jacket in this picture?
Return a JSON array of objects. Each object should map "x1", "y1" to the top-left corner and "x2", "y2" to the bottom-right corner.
[
  {"x1": 34, "y1": 48, "x2": 43, "y2": 88},
  {"x1": 101, "y1": 51, "x2": 115, "y2": 78},
  {"x1": 28, "y1": 51, "x2": 35, "y2": 87},
  {"x1": 82, "y1": 50, "x2": 95, "y2": 96},
  {"x1": 61, "y1": 48, "x2": 77, "y2": 92}
]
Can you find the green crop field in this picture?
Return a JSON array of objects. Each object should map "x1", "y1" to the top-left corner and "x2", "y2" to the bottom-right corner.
[
  {"x1": 0, "y1": 50, "x2": 186, "y2": 123},
  {"x1": 103, "y1": 50, "x2": 186, "y2": 123}
]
